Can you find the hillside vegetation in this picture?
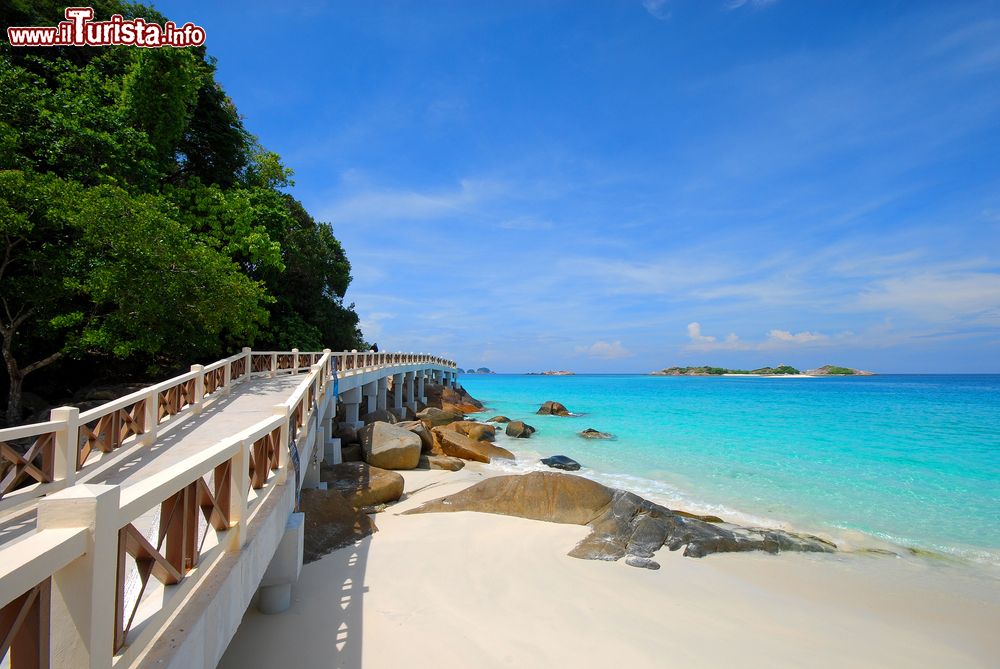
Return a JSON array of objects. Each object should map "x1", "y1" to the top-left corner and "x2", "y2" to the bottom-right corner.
[{"x1": 0, "y1": 1, "x2": 366, "y2": 423}]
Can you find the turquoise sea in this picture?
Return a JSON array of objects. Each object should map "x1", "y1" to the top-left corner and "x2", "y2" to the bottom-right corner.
[{"x1": 459, "y1": 374, "x2": 1000, "y2": 565}]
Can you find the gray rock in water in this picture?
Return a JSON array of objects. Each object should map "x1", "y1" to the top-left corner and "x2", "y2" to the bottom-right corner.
[
  {"x1": 541, "y1": 455, "x2": 581, "y2": 471},
  {"x1": 579, "y1": 428, "x2": 614, "y2": 440},
  {"x1": 405, "y1": 472, "x2": 836, "y2": 564}
]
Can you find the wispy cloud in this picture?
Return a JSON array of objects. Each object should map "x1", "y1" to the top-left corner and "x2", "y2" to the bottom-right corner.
[
  {"x1": 575, "y1": 340, "x2": 634, "y2": 359},
  {"x1": 642, "y1": 0, "x2": 670, "y2": 21},
  {"x1": 725, "y1": 0, "x2": 779, "y2": 10},
  {"x1": 685, "y1": 322, "x2": 844, "y2": 352}
]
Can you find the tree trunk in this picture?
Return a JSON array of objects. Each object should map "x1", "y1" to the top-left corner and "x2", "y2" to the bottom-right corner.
[{"x1": 5, "y1": 371, "x2": 23, "y2": 425}]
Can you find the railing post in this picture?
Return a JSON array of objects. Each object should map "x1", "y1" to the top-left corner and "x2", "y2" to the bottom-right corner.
[
  {"x1": 141, "y1": 387, "x2": 159, "y2": 446},
  {"x1": 291, "y1": 348, "x2": 299, "y2": 374},
  {"x1": 270, "y1": 353, "x2": 278, "y2": 378},
  {"x1": 50, "y1": 406, "x2": 80, "y2": 485},
  {"x1": 228, "y1": 441, "x2": 250, "y2": 551},
  {"x1": 191, "y1": 364, "x2": 205, "y2": 414},
  {"x1": 273, "y1": 405, "x2": 290, "y2": 485},
  {"x1": 223, "y1": 356, "x2": 233, "y2": 395},
  {"x1": 38, "y1": 484, "x2": 119, "y2": 669}
]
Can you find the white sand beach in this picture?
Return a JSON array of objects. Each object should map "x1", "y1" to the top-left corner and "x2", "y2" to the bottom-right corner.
[{"x1": 219, "y1": 467, "x2": 1000, "y2": 669}]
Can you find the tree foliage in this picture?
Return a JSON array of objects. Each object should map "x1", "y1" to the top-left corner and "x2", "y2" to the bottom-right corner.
[{"x1": 0, "y1": 1, "x2": 365, "y2": 423}]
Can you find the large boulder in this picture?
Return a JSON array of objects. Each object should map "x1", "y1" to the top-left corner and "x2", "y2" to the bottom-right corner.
[
  {"x1": 320, "y1": 462, "x2": 404, "y2": 508},
  {"x1": 333, "y1": 422, "x2": 360, "y2": 445},
  {"x1": 362, "y1": 408, "x2": 398, "y2": 425},
  {"x1": 300, "y1": 488, "x2": 377, "y2": 563},
  {"x1": 541, "y1": 455, "x2": 581, "y2": 471},
  {"x1": 395, "y1": 420, "x2": 434, "y2": 452},
  {"x1": 417, "y1": 406, "x2": 464, "y2": 427},
  {"x1": 417, "y1": 454, "x2": 466, "y2": 471},
  {"x1": 536, "y1": 400, "x2": 572, "y2": 416},
  {"x1": 406, "y1": 472, "x2": 837, "y2": 565},
  {"x1": 405, "y1": 471, "x2": 612, "y2": 524},
  {"x1": 505, "y1": 420, "x2": 536, "y2": 438},
  {"x1": 440, "y1": 420, "x2": 496, "y2": 442},
  {"x1": 360, "y1": 421, "x2": 422, "y2": 470},
  {"x1": 433, "y1": 428, "x2": 515, "y2": 463},
  {"x1": 486, "y1": 415, "x2": 510, "y2": 424},
  {"x1": 340, "y1": 443, "x2": 363, "y2": 462},
  {"x1": 579, "y1": 428, "x2": 614, "y2": 440}
]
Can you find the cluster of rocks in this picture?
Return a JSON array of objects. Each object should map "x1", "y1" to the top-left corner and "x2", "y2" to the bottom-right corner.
[
  {"x1": 303, "y1": 382, "x2": 509, "y2": 561},
  {"x1": 405, "y1": 471, "x2": 836, "y2": 569}
]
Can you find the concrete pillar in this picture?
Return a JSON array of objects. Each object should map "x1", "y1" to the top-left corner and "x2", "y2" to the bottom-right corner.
[
  {"x1": 376, "y1": 377, "x2": 388, "y2": 411},
  {"x1": 325, "y1": 436, "x2": 342, "y2": 465},
  {"x1": 404, "y1": 372, "x2": 416, "y2": 411},
  {"x1": 302, "y1": 455, "x2": 321, "y2": 489},
  {"x1": 417, "y1": 371, "x2": 426, "y2": 404},
  {"x1": 38, "y1": 484, "x2": 119, "y2": 669},
  {"x1": 362, "y1": 380, "x2": 377, "y2": 416},
  {"x1": 341, "y1": 386, "x2": 362, "y2": 429},
  {"x1": 258, "y1": 512, "x2": 304, "y2": 614},
  {"x1": 392, "y1": 373, "x2": 404, "y2": 411}
]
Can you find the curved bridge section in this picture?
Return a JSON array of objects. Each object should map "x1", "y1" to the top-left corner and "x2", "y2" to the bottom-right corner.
[{"x1": 0, "y1": 349, "x2": 457, "y2": 669}]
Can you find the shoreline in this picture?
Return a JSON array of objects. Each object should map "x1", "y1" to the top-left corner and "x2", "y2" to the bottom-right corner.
[
  {"x1": 459, "y1": 378, "x2": 1000, "y2": 568},
  {"x1": 220, "y1": 467, "x2": 1000, "y2": 668}
]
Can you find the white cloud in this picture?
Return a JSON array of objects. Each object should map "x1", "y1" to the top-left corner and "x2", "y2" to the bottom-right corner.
[
  {"x1": 687, "y1": 322, "x2": 716, "y2": 343},
  {"x1": 856, "y1": 272, "x2": 1000, "y2": 325},
  {"x1": 575, "y1": 340, "x2": 633, "y2": 359},
  {"x1": 766, "y1": 329, "x2": 828, "y2": 344},
  {"x1": 321, "y1": 178, "x2": 507, "y2": 224},
  {"x1": 726, "y1": 0, "x2": 779, "y2": 10},
  {"x1": 642, "y1": 0, "x2": 670, "y2": 20},
  {"x1": 685, "y1": 324, "x2": 839, "y2": 352}
]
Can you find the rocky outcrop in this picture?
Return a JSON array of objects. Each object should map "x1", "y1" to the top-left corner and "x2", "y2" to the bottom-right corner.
[
  {"x1": 332, "y1": 422, "x2": 360, "y2": 445},
  {"x1": 300, "y1": 488, "x2": 377, "y2": 563},
  {"x1": 417, "y1": 454, "x2": 466, "y2": 471},
  {"x1": 439, "y1": 420, "x2": 496, "y2": 442},
  {"x1": 579, "y1": 428, "x2": 613, "y2": 440},
  {"x1": 340, "y1": 443, "x2": 363, "y2": 462},
  {"x1": 505, "y1": 420, "x2": 536, "y2": 438},
  {"x1": 541, "y1": 455, "x2": 581, "y2": 471},
  {"x1": 417, "y1": 407, "x2": 464, "y2": 427},
  {"x1": 486, "y1": 416, "x2": 510, "y2": 424},
  {"x1": 536, "y1": 400, "x2": 572, "y2": 416},
  {"x1": 320, "y1": 462, "x2": 404, "y2": 508},
  {"x1": 360, "y1": 421, "x2": 422, "y2": 469},
  {"x1": 395, "y1": 420, "x2": 434, "y2": 452},
  {"x1": 432, "y1": 428, "x2": 515, "y2": 463},
  {"x1": 362, "y1": 408, "x2": 398, "y2": 425},
  {"x1": 424, "y1": 384, "x2": 484, "y2": 414},
  {"x1": 405, "y1": 472, "x2": 836, "y2": 567}
]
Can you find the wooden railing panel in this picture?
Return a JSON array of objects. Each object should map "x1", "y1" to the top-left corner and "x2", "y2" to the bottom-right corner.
[
  {"x1": 0, "y1": 578, "x2": 50, "y2": 669},
  {"x1": 0, "y1": 433, "x2": 54, "y2": 501}
]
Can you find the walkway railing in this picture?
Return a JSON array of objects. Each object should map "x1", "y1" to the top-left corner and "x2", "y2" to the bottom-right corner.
[{"x1": 0, "y1": 348, "x2": 456, "y2": 669}]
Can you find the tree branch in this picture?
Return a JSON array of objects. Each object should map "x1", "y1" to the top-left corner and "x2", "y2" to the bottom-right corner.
[{"x1": 21, "y1": 350, "x2": 63, "y2": 376}]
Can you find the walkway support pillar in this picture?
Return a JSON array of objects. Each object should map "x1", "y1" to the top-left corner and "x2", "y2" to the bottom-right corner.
[
  {"x1": 392, "y1": 373, "x2": 404, "y2": 412},
  {"x1": 404, "y1": 372, "x2": 416, "y2": 412},
  {"x1": 362, "y1": 380, "x2": 377, "y2": 416},
  {"x1": 257, "y1": 512, "x2": 304, "y2": 615},
  {"x1": 376, "y1": 377, "x2": 388, "y2": 411},
  {"x1": 341, "y1": 386, "x2": 363, "y2": 429},
  {"x1": 417, "y1": 371, "x2": 426, "y2": 405}
]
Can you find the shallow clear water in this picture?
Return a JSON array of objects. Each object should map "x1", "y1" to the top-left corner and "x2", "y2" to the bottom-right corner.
[{"x1": 459, "y1": 374, "x2": 1000, "y2": 563}]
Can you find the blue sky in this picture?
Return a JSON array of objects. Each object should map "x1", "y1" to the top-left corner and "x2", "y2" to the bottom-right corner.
[{"x1": 154, "y1": 0, "x2": 1000, "y2": 372}]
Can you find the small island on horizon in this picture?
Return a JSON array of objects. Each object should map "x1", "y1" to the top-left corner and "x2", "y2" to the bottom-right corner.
[
  {"x1": 650, "y1": 364, "x2": 875, "y2": 377},
  {"x1": 526, "y1": 370, "x2": 576, "y2": 376}
]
